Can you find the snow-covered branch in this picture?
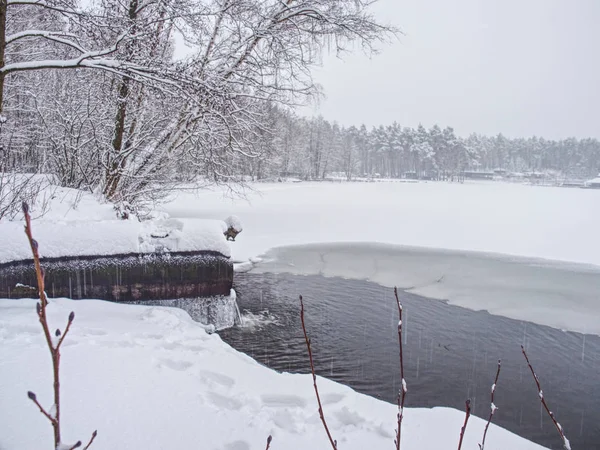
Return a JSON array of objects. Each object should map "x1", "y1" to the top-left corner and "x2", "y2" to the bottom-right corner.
[{"x1": 479, "y1": 360, "x2": 502, "y2": 450}]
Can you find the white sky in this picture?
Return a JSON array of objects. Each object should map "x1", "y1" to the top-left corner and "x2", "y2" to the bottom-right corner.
[{"x1": 302, "y1": 0, "x2": 600, "y2": 140}]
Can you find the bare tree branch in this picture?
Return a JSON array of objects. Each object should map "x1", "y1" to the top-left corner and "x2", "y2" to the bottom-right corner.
[
  {"x1": 299, "y1": 295, "x2": 337, "y2": 450},
  {"x1": 521, "y1": 345, "x2": 571, "y2": 450}
]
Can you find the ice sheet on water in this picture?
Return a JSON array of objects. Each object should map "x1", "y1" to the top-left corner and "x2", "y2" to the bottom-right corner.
[{"x1": 252, "y1": 242, "x2": 600, "y2": 336}]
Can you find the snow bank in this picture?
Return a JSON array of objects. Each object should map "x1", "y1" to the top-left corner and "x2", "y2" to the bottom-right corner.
[{"x1": 0, "y1": 298, "x2": 547, "y2": 450}]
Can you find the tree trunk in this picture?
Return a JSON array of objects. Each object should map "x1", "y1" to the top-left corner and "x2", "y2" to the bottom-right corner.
[{"x1": 104, "y1": 0, "x2": 138, "y2": 200}]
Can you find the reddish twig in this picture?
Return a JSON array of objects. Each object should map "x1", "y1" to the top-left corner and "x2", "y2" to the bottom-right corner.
[
  {"x1": 22, "y1": 202, "x2": 96, "y2": 449},
  {"x1": 264, "y1": 435, "x2": 272, "y2": 450},
  {"x1": 479, "y1": 360, "x2": 501, "y2": 450},
  {"x1": 521, "y1": 345, "x2": 571, "y2": 450},
  {"x1": 83, "y1": 430, "x2": 98, "y2": 450},
  {"x1": 299, "y1": 295, "x2": 337, "y2": 450},
  {"x1": 394, "y1": 287, "x2": 407, "y2": 450},
  {"x1": 23, "y1": 202, "x2": 62, "y2": 445},
  {"x1": 56, "y1": 312, "x2": 75, "y2": 349},
  {"x1": 26, "y1": 391, "x2": 57, "y2": 424},
  {"x1": 457, "y1": 399, "x2": 471, "y2": 450}
]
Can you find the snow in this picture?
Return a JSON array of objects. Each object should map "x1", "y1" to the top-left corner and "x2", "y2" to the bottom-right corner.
[
  {"x1": 0, "y1": 187, "x2": 231, "y2": 263},
  {"x1": 162, "y1": 181, "x2": 600, "y2": 336},
  {"x1": 0, "y1": 297, "x2": 548, "y2": 450},
  {"x1": 234, "y1": 261, "x2": 254, "y2": 273}
]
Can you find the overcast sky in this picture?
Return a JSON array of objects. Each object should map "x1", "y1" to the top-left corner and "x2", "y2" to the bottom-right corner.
[{"x1": 302, "y1": 0, "x2": 600, "y2": 140}]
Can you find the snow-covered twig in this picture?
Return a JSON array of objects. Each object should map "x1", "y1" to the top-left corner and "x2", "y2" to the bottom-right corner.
[
  {"x1": 479, "y1": 360, "x2": 501, "y2": 450},
  {"x1": 457, "y1": 399, "x2": 471, "y2": 450},
  {"x1": 393, "y1": 287, "x2": 406, "y2": 450},
  {"x1": 22, "y1": 202, "x2": 97, "y2": 449},
  {"x1": 521, "y1": 345, "x2": 571, "y2": 450},
  {"x1": 299, "y1": 295, "x2": 337, "y2": 450},
  {"x1": 264, "y1": 435, "x2": 272, "y2": 450}
]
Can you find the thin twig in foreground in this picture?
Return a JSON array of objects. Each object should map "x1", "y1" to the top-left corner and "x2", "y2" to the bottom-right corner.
[
  {"x1": 394, "y1": 287, "x2": 407, "y2": 450},
  {"x1": 521, "y1": 345, "x2": 571, "y2": 450},
  {"x1": 22, "y1": 202, "x2": 97, "y2": 449},
  {"x1": 457, "y1": 399, "x2": 471, "y2": 450},
  {"x1": 299, "y1": 295, "x2": 337, "y2": 450},
  {"x1": 479, "y1": 360, "x2": 501, "y2": 450},
  {"x1": 265, "y1": 435, "x2": 272, "y2": 450}
]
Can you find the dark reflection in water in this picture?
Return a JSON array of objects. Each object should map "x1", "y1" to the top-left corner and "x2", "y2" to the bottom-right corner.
[{"x1": 218, "y1": 273, "x2": 600, "y2": 450}]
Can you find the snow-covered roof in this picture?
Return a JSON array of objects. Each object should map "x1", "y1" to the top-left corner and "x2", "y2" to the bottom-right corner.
[
  {"x1": 585, "y1": 177, "x2": 600, "y2": 185},
  {"x1": 0, "y1": 218, "x2": 231, "y2": 264}
]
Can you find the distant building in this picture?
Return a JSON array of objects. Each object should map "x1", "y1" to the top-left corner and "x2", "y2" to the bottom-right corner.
[
  {"x1": 462, "y1": 171, "x2": 494, "y2": 180},
  {"x1": 583, "y1": 175, "x2": 600, "y2": 189}
]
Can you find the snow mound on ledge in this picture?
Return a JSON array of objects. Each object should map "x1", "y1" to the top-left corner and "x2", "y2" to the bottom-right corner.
[
  {"x1": 0, "y1": 185, "x2": 231, "y2": 263},
  {"x1": 0, "y1": 217, "x2": 230, "y2": 264},
  {"x1": 0, "y1": 298, "x2": 547, "y2": 450},
  {"x1": 225, "y1": 214, "x2": 243, "y2": 232}
]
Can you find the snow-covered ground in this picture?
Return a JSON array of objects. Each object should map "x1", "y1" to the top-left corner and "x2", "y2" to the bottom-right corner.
[
  {"x1": 0, "y1": 298, "x2": 548, "y2": 450},
  {"x1": 164, "y1": 181, "x2": 600, "y2": 336}
]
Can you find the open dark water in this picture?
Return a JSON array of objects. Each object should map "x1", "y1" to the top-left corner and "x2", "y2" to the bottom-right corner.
[{"x1": 219, "y1": 272, "x2": 600, "y2": 449}]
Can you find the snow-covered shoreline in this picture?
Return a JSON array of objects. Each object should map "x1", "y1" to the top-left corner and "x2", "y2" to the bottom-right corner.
[{"x1": 0, "y1": 297, "x2": 548, "y2": 450}]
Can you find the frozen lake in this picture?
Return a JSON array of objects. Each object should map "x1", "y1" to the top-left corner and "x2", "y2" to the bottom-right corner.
[{"x1": 166, "y1": 181, "x2": 600, "y2": 267}]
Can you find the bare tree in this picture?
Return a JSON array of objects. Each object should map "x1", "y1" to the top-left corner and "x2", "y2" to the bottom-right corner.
[{"x1": 2, "y1": 0, "x2": 397, "y2": 208}]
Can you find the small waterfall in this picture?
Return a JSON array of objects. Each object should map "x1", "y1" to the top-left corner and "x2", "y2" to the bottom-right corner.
[
  {"x1": 233, "y1": 299, "x2": 244, "y2": 327},
  {"x1": 139, "y1": 290, "x2": 242, "y2": 331}
]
